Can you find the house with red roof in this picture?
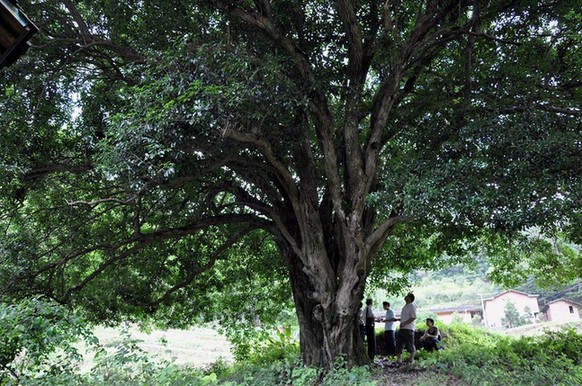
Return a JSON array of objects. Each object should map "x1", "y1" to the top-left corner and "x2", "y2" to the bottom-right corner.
[{"x1": 429, "y1": 305, "x2": 482, "y2": 324}]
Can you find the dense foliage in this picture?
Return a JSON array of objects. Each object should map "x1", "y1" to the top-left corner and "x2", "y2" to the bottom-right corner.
[
  {"x1": 0, "y1": 298, "x2": 95, "y2": 385},
  {"x1": 1, "y1": 0, "x2": 580, "y2": 366}
]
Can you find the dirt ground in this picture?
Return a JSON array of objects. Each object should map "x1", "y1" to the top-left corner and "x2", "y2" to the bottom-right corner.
[{"x1": 373, "y1": 361, "x2": 468, "y2": 386}]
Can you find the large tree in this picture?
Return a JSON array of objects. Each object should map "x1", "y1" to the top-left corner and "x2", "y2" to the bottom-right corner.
[{"x1": 1, "y1": 0, "x2": 580, "y2": 367}]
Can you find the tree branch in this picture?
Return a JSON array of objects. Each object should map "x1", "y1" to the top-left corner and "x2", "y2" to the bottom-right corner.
[
  {"x1": 213, "y1": 1, "x2": 345, "y2": 225},
  {"x1": 366, "y1": 216, "x2": 415, "y2": 260},
  {"x1": 336, "y1": 0, "x2": 365, "y2": 83},
  {"x1": 61, "y1": 1, "x2": 145, "y2": 62},
  {"x1": 132, "y1": 225, "x2": 259, "y2": 308},
  {"x1": 66, "y1": 196, "x2": 139, "y2": 208},
  {"x1": 222, "y1": 128, "x2": 300, "y2": 206},
  {"x1": 62, "y1": 0, "x2": 92, "y2": 42},
  {"x1": 23, "y1": 162, "x2": 92, "y2": 181},
  {"x1": 214, "y1": 1, "x2": 313, "y2": 84},
  {"x1": 496, "y1": 104, "x2": 580, "y2": 117}
]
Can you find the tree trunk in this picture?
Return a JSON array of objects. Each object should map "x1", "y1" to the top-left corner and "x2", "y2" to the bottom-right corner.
[{"x1": 283, "y1": 245, "x2": 369, "y2": 368}]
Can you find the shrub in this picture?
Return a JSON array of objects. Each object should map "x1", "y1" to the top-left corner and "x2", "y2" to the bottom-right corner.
[
  {"x1": 541, "y1": 328, "x2": 582, "y2": 365},
  {"x1": 247, "y1": 326, "x2": 300, "y2": 365},
  {"x1": 433, "y1": 323, "x2": 582, "y2": 386},
  {"x1": 217, "y1": 345, "x2": 378, "y2": 386},
  {"x1": 220, "y1": 323, "x2": 300, "y2": 363},
  {"x1": 0, "y1": 298, "x2": 223, "y2": 386},
  {"x1": 0, "y1": 297, "x2": 96, "y2": 385}
]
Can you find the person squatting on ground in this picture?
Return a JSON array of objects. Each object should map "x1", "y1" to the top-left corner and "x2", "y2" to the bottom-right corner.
[
  {"x1": 395, "y1": 293, "x2": 417, "y2": 364},
  {"x1": 419, "y1": 317, "x2": 441, "y2": 352}
]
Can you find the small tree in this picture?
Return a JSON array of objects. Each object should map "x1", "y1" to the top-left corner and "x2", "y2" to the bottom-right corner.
[
  {"x1": 502, "y1": 301, "x2": 527, "y2": 329},
  {"x1": 523, "y1": 306, "x2": 534, "y2": 324},
  {"x1": 471, "y1": 314, "x2": 483, "y2": 326}
]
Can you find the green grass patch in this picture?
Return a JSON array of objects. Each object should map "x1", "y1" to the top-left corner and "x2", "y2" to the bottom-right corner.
[{"x1": 419, "y1": 323, "x2": 582, "y2": 386}]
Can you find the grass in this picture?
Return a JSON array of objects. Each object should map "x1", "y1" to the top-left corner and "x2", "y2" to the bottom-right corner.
[
  {"x1": 503, "y1": 319, "x2": 582, "y2": 338},
  {"x1": 47, "y1": 319, "x2": 582, "y2": 386}
]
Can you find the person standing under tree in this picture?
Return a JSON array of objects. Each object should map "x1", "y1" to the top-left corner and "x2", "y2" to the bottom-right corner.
[
  {"x1": 382, "y1": 301, "x2": 397, "y2": 359},
  {"x1": 358, "y1": 302, "x2": 366, "y2": 339},
  {"x1": 364, "y1": 298, "x2": 376, "y2": 360},
  {"x1": 395, "y1": 293, "x2": 417, "y2": 364}
]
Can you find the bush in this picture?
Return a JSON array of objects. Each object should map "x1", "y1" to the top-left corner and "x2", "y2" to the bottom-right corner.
[
  {"x1": 320, "y1": 358, "x2": 376, "y2": 386},
  {"x1": 247, "y1": 326, "x2": 300, "y2": 365},
  {"x1": 0, "y1": 297, "x2": 96, "y2": 385},
  {"x1": 0, "y1": 298, "x2": 221, "y2": 386},
  {"x1": 214, "y1": 337, "x2": 378, "y2": 386},
  {"x1": 432, "y1": 323, "x2": 582, "y2": 386},
  {"x1": 541, "y1": 328, "x2": 582, "y2": 365},
  {"x1": 219, "y1": 358, "x2": 377, "y2": 386}
]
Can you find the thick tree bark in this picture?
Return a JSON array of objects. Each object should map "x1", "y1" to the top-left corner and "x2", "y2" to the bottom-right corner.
[
  {"x1": 274, "y1": 206, "x2": 410, "y2": 368},
  {"x1": 287, "y1": 254, "x2": 369, "y2": 367},
  {"x1": 277, "y1": 232, "x2": 370, "y2": 368}
]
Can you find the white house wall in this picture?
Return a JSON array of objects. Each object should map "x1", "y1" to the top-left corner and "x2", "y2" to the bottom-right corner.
[{"x1": 484, "y1": 291, "x2": 540, "y2": 328}]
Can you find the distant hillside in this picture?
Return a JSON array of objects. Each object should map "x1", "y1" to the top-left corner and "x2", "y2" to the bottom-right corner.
[
  {"x1": 377, "y1": 261, "x2": 501, "y2": 311},
  {"x1": 516, "y1": 279, "x2": 582, "y2": 307},
  {"x1": 409, "y1": 261, "x2": 502, "y2": 309},
  {"x1": 380, "y1": 260, "x2": 582, "y2": 312}
]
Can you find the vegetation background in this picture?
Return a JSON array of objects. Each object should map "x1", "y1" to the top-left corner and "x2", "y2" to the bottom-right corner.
[{"x1": 3, "y1": 265, "x2": 582, "y2": 385}]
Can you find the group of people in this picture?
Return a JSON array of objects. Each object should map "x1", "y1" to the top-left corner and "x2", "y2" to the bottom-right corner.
[{"x1": 360, "y1": 293, "x2": 440, "y2": 364}]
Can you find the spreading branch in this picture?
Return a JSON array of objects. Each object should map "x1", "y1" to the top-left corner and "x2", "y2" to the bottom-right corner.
[{"x1": 131, "y1": 225, "x2": 259, "y2": 308}]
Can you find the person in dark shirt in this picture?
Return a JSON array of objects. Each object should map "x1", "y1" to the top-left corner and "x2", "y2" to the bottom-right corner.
[
  {"x1": 419, "y1": 318, "x2": 441, "y2": 352},
  {"x1": 364, "y1": 298, "x2": 376, "y2": 360}
]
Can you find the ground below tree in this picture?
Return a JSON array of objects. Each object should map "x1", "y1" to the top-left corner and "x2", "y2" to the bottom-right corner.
[{"x1": 373, "y1": 362, "x2": 467, "y2": 385}]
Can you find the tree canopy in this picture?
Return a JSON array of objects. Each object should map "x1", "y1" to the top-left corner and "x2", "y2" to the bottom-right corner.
[{"x1": 1, "y1": 0, "x2": 580, "y2": 367}]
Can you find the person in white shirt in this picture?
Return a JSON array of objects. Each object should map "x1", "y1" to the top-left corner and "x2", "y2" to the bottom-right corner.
[
  {"x1": 382, "y1": 301, "x2": 396, "y2": 358},
  {"x1": 395, "y1": 293, "x2": 417, "y2": 364}
]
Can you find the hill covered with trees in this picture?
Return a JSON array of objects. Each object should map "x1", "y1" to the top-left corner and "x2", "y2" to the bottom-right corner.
[{"x1": 379, "y1": 258, "x2": 582, "y2": 314}]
